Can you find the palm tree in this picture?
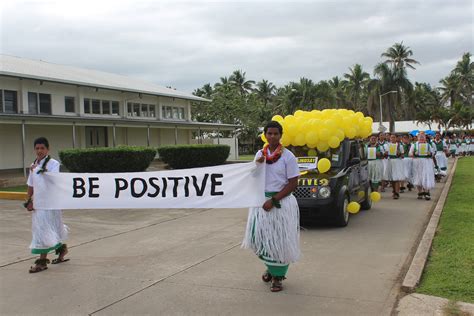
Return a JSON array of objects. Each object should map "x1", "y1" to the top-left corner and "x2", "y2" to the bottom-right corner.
[
  {"x1": 381, "y1": 42, "x2": 420, "y2": 70},
  {"x1": 452, "y1": 52, "x2": 473, "y2": 107},
  {"x1": 255, "y1": 79, "x2": 276, "y2": 107},
  {"x1": 438, "y1": 74, "x2": 458, "y2": 106},
  {"x1": 328, "y1": 76, "x2": 347, "y2": 108},
  {"x1": 368, "y1": 62, "x2": 413, "y2": 132},
  {"x1": 344, "y1": 64, "x2": 370, "y2": 111},
  {"x1": 229, "y1": 70, "x2": 255, "y2": 95}
]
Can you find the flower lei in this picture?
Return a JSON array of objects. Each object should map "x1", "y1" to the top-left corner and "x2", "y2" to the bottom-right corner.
[
  {"x1": 36, "y1": 155, "x2": 51, "y2": 174},
  {"x1": 262, "y1": 144, "x2": 283, "y2": 164}
]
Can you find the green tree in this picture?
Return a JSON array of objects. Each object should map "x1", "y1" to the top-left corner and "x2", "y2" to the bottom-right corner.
[
  {"x1": 381, "y1": 41, "x2": 420, "y2": 70},
  {"x1": 229, "y1": 70, "x2": 255, "y2": 95},
  {"x1": 344, "y1": 64, "x2": 370, "y2": 111}
]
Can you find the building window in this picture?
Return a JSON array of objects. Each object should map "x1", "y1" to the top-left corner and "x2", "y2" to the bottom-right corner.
[
  {"x1": 141, "y1": 104, "x2": 149, "y2": 117},
  {"x1": 84, "y1": 98, "x2": 91, "y2": 113},
  {"x1": 162, "y1": 105, "x2": 185, "y2": 120},
  {"x1": 102, "y1": 100, "x2": 110, "y2": 114},
  {"x1": 39, "y1": 94, "x2": 51, "y2": 114},
  {"x1": 28, "y1": 92, "x2": 38, "y2": 114},
  {"x1": 27, "y1": 92, "x2": 51, "y2": 114},
  {"x1": 92, "y1": 99, "x2": 100, "y2": 114},
  {"x1": 112, "y1": 101, "x2": 119, "y2": 115},
  {"x1": 65, "y1": 97, "x2": 75, "y2": 113},
  {"x1": 133, "y1": 103, "x2": 140, "y2": 116},
  {"x1": 1, "y1": 90, "x2": 18, "y2": 113},
  {"x1": 149, "y1": 104, "x2": 155, "y2": 117}
]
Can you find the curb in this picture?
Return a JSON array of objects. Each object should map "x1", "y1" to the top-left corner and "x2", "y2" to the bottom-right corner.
[
  {"x1": 401, "y1": 158, "x2": 458, "y2": 291},
  {"x1": 0, "y1": 191, "x2": 28, "y2": 200}
]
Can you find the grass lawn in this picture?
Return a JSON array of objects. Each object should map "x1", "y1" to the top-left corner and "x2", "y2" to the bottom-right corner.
[
  {"x1": 238, "y1": 154, "x2": 255, "y2": 161},
  {"x1": 417, "y1": 157, "x2": 474, "y2": 303},
  {"x1": 0, "y1": 185, "x2": 28, "y2": 192}
]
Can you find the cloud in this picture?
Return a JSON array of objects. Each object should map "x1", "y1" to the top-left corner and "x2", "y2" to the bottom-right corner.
[{"x1": 1, "y1": 0, "x2": 472, "y2": 92}]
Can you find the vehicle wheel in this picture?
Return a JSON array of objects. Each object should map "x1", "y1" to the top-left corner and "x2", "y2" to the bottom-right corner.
[
  {"x1": 361, "y1": 186, "x2": 372, "y2": 210},
  {"x1": 334, "y1": 193, "x2": 350, "y2": 227}
]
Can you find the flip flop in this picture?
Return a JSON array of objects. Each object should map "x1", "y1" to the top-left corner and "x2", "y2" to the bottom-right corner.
[{"x1": 51, "y1": 258, "x2": 70, "y2": 264}]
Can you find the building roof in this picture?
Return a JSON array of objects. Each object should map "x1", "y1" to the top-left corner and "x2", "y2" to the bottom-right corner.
[
  {"x1": 0, "y1": 54, "x2": 208, "y2": 102},
  {"x1": 371, "y1": 120, "x2": 469, "y2": 134}
]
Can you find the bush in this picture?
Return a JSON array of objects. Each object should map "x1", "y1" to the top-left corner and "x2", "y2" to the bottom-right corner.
[
  {"x1": 157, "y1": 144, "x2": 230, "y2": 169},
  {"x1": 59, "y1": 146, "x2": 157, "y2": 173}
]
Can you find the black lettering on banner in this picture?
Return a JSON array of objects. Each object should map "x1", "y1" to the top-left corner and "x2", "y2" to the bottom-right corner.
[
  {"x1": 162, "y1": 178, "x2": 167, "y2": 198},
  {"x1": 131, "y1": 178, "x2": 147, "y2": 198},
  {"x1": 147, "y1": 177, "x2": 160, "y2": 197},
  {"x1": 89, "y1": 177, "x2": 100, "y2": 198},
  {"x1": 72, "y1": 177, "x2": 86, "y2": 198},
  {"x1": 192, "y1": 174, "x2": 209, "y2": 196},
  {"x1": 168, "y1": 177, "x2": 183, "y2": 198},
  {"x1": 184, "y1": 176, "x2": 190, "y2": 197},
  {"x1": 115, "y1": 178, "x2": 128, "y2": 198},
  {"x1": 210, "y1": 173, "x2": 224, "y2": 196}
]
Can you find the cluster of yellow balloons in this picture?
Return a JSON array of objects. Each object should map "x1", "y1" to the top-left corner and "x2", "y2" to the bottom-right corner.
[{"x1": 262, "y1": 109, "x2": 374, "y2": 151}]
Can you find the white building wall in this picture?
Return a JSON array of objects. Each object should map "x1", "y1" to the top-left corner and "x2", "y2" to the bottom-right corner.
[{"x1": 0, "y1": 124, "x2": 23, "y2": 168}]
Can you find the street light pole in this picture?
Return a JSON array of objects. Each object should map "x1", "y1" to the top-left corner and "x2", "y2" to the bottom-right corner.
[{"x1": 378, "y1": 90, "x2": 398, "y2": 132}]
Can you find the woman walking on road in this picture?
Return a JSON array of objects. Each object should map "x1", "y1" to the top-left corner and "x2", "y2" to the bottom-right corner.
[
  {"x1": 242, "y1": 121, "x2": 300, "y2": 293},
  {"x1": 409, "y1": 132, "x2": 435, "y2": 201},
  {"x1": 25, "y1": 137, "x2": 69, "y2": 273},
  {"x1": 385, "y1": 134, "x2": 405, "y2": 199}
]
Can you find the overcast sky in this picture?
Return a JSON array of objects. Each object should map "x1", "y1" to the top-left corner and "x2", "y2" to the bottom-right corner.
[{"x1": 1, "y1": 0, "x2": 473, "y2": 93}]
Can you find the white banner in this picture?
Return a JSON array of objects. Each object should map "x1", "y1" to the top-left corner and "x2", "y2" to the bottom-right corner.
[{"x1": 34, "y1": 162, "x2": 265, "y2": 210}]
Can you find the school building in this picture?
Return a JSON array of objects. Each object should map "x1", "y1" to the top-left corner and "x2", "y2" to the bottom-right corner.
[{"x1": 0, "y1": 55, "x2": 239, "y2": 175}]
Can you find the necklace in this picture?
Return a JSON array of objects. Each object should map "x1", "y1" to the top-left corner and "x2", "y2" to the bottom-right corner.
[
  {"x1": 262, "y1": 144, "x2": 283, "y2": 164},
  {"x1": 36, "y1": 155, "x2": 51, "y2": 174}
]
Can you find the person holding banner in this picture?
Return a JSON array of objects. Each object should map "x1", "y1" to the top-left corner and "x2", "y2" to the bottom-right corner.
[
  {"x1": 385, "y1": 134, "x2": 405, "y2": 199},
  {"x1": 409, "y1": 132, "x2": 435, "y2": 201},
  {"x1": 24, "y1": 137, "x2": 69, "y2": 273},
  {"x1": 242, "y1": 121, "x2": 300, "y2": 293},
  {"x1": 366, "y1": 135, "x2": 383, "y2": 192}
]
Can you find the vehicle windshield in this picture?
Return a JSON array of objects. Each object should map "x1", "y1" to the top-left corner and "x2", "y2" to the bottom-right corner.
[{"x1": 289, "y1": 145, "x2": 344, "y2": 170}]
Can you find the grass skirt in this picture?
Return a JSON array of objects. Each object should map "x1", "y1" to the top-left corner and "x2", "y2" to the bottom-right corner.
[
  {"x1": 386, "y1": 159, "x2": 405, "y2": 181},
  {"x1": 368, "y1": 160, "x2": 383, "y2": 184},
  {"x1": 242, "y1": 194, "x2": 300, "y2": 264},
  {"x1": 412, "y1": 158, "x2": 435, "y2": 190},
  {"x1": 402, "y1": 157, "x2": 413, "y2": 182},
  {"x1": 435, "y1": 151, "x2": 448, "y2": 170},
  {"x1": 30, "y1": 209, "x2": 68, "y2": 253}
]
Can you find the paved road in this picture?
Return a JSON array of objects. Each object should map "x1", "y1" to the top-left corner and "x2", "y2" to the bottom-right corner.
[{"x1": 0, "y1": 168, "x2": 450, "y2": 315}]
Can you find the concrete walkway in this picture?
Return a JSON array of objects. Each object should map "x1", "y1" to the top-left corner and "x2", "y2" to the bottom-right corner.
[{"x1": 0, "y1": 167, "x2": 450, "y2": 315}]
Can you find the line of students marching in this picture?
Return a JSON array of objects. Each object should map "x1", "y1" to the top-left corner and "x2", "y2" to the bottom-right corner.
[{"x1": 365, "y1": 131, "x2": 472, "y2": 201}]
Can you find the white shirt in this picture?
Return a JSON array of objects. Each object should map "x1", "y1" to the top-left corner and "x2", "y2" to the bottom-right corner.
[
  {"x1": 27, "y1": 156, "x2": 60, "y2": 187},
  {"x1": 255, "y1": 148, "x2": 300, "y2": 192}
]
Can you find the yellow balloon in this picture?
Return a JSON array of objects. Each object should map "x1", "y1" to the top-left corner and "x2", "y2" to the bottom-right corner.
[
  {"x1": 347, "y1": 201, "x2": 361, "y2": 214},
  {"x1": 286, "y1": 123, "x2": 298, "y2": 137},
  {"x1": 319, "y1": 128, "x2": 330, "y2": 141},
  {"x1": 284, "y1": 115, "x2": 296, "y2": 125},
  {"x1": 335, "y1": 129, "x2": 345, "y2": 141},
  {"x1": 328, "y1": 136, "x2": 340, "y2": 148},
  {"x1": 317, "y1": 158, "x2": 331, "y2": 173},
  {"x1": 294, "y1": 110, "x2": 305, "y2": 117},
  {"x1": 357, "y1": 191, "x2": 365, "y2": 199},
  {"x1": 272, "y1": 115, "x2": 284, "y2": 123},
  {"x1": 294, "y1": 133, "x2": 306, "y2": 146},
  {"x1": 370, "y1": 191, "x2": 381, "y2": 202},
  {"x1": 317, "y1": 142, "x2": 329, "y2": 152},
  {"x1": 346, "y1": 127, "x2": 356, "y2": 139},
  {"x1": 305, "y1": 131, "x2": 319, "y2": 144},
  {"x1": 260, "y1": 133, "x2": 267, "y2": 143},
  {"x1": 308, "y1": 149, "x2": 317, "y2": 156},
  {"x1": 281, "y1": 134, "x2": 292, "y2": 147}
]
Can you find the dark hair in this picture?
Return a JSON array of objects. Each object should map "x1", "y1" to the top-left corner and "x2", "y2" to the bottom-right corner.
[
  {"x1": 34, "y1": 137, "x2": 49, "y2": 149},
  {"x1": 264, "y1": 121, "x2": 283, "y2": 134}
]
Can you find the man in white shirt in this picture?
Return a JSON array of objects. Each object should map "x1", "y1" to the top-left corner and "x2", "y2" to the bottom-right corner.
[
  {"x1": 242, "y1": 121, "x2": 300, "y2": 292},
  {"x1": 25, "y1": 137, "x2": 69, "y2": 273}
]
